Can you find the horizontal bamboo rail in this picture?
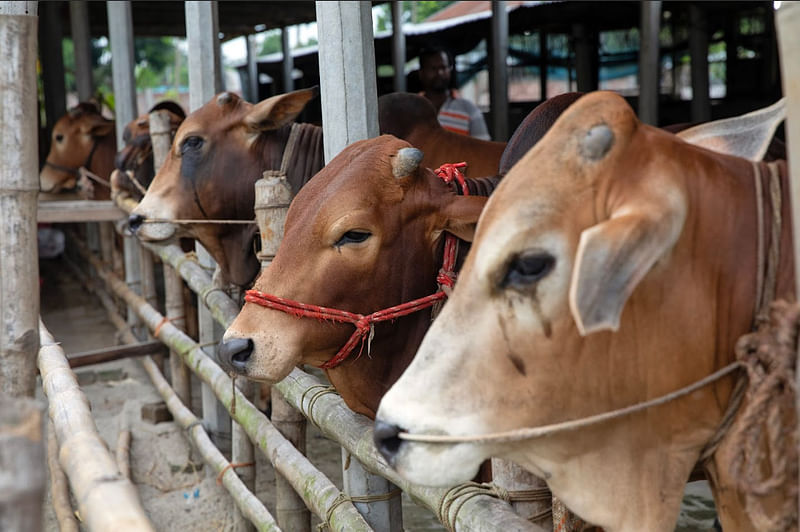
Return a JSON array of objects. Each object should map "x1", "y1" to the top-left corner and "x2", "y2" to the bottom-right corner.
[
  {"x1": 72, "y1": 237, "x2": 372, "y2": 532},
  {"x1": 276, "y1": 369, "x2": 542, "y2": 532},
  {"x1": 38, "y1": 320, "x2": 154, "y2": 532},
  {"x1": 111, "y1": 201, "x2": 538, "y2": 530},
  {"x1": 140, "y1": 355, "x2": 282, "y2": 532}
]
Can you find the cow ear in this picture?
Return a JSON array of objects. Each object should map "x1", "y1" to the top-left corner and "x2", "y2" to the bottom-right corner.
[
  {"x1": 245, "y1": 86, "x2": 319, "y2": 132},
  {"x1": 439, "y1": 196, "x2": 488, "y2": 242},
  {"x1": 81, "y1": 117, "x2": 115, "y2": 138},
  {"x1": 677, "y1": 98, "x2": 785, "y2": 161},
  {"x1": 568, "y1": 187, "x2": 687, "y2": 336}
]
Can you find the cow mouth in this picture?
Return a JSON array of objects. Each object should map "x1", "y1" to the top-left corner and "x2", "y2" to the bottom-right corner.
[{"x1": 135, "y1": 221, "x2": 178, "y2": 242}]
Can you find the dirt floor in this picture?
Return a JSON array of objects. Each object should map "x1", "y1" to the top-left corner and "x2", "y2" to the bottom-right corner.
[{"x1": 37, "y1": 253, "x2": 718, "y2": 531}]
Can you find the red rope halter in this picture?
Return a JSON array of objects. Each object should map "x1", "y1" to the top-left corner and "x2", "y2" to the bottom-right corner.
[{"x1": 244, "y1": 162, "x2": 469, "y2": 369}]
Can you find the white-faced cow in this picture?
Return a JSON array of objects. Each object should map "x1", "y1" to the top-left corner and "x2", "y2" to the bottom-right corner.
[{"x1": 374, "y1": 92, "x2": 792, "y2": 532}]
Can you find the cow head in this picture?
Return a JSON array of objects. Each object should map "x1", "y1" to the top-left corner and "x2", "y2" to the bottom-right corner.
[
  {"x1": 220, "y1": 135, "x2": 486, "y2": 415},
  {"x1": 112, "y1": 101, "x2": 185, "y2": 201},
  {"x1": 129, "y1": 88, "x2": 317, "y2": 287},
  {"x1": 40, "y1": 103, "x2": 115, "y2": 193},
  {"x1": 374, "y1": 92, "x2": 780, "y2": 529}
]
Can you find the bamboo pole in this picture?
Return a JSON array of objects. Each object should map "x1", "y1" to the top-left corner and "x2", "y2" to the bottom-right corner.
[
  {"x1": 0, "y1": 393, "x2": 46, "y2": 532},
  {"x1": 233, "y1": 376, "x2": 256, "y2": 532},
  {"x1": 150, "y1": 109, "x2": 192, "y2": 406},
  {"x1": 47, "y1": 419, "x2": 79, "y2": 532},
  {"x1": 276, "y1": 369, "x2": 544, "y2": 532},
  {"x1": 116, "y1": 429, "x2": 132, "y2": 480},
  {"x1": 775, "y1": 3, "x2": 800, "y2": 525},
  {"x1": 0, "y1": 1, "x2": 40, "y2": 398},
  {"x1": 71, "y1": 240, "x2": 372, "y2": 532},
  {"x1": 140, "y1": 356, "x2": 281, "y2": 532},
  {"x1": 38, "y1": 320, "x2": 154, "y2": 532}
]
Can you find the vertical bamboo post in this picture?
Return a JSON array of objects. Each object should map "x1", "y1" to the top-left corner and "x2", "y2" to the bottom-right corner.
[
  {"x1": 775, "y1": 3, "x2": 800, "y2": 524},
  {"x1": 0, "y1": 1, "x2": 40, "y2": 398},
  {"x1": 281, "y1": 28, "x2": 293, "y2": 93},
  {"x1": 316, "y1": 3, "x2": 401, "y2": 530},
  {"x1": 150, "y1": 109, "x2": 191, "y2": 405},
  {"x1": 391, "y1": 1, "x2": 406, "y2": 92},
  {"x1": 490, "y1": 1, "x2": 509, "y2": 141},
  {"x1": 689, "y1": 4, "x2": 711, "y2": 123},
  {"x1": 0, "y1": 394, "x2": 46, "y2": 532},
  {"x1": 69, "y1": 0, "x2": 93, "y2": 101},
  {"x1": 255, "y1": 174, "x2": 310, "y2": 531},
  {"x1": 108, "y1": 1, "x2": 144, "y2": 340},
  {"x1": 491, "y1": 458, "x2": 552, "y2": 529}
]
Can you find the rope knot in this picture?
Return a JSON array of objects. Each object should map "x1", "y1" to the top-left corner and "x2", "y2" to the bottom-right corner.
[{"x1": 437, "y1": 269, "x2": 456, "y2": 288}]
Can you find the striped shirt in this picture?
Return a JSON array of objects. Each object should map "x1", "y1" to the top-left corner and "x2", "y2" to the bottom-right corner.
[{"x1": 438, "y1": 94, "x2": 491, "y2": 140}]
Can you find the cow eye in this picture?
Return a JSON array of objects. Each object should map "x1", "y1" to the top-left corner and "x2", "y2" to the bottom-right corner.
[
  {"x1": 55, "y1": 134, "x2": 64, "y2": 142},
  {"x1": 334, "y1": 231, "x2": 371, "y2": 247},
  {"x1": 181, "y1": 136, "x2": 204, "y2": 153},
  {"x1": 501, "y1": 251, "x2": 555, "y2": 288}
]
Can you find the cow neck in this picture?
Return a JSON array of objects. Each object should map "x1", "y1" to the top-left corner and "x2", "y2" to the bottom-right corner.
[
  {"x1": 244, "y1": 162, "x2": 469, "y2": 370},
  {"x1": 281, "y1": 122, "x2": 325, "y2": 195}
]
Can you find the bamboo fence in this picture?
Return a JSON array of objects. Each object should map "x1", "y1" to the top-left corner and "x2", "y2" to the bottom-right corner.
[
  {"x1": 38, "y1": 320, "x2": 154, "y2": 532},
  {"x1": 140, "y1": 355, "x2": 281, "y2": 532},
  {"x1": 72, "y1": 237, "x2": 372, "y2": 532},
  {"x1": 110, "y1": 198, "x2": 539, "y2": 531}
]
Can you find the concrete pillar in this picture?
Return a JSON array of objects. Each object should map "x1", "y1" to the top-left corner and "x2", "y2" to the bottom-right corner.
[
  {"x1": 316, "y1": 3, "x2": 400, "y2": 529},
  {"x1": 638, "y1": 0, "x2": 661, "y2": 125},
  {"x1": 689, "y1": 4, "x2": 711, "y2": 122},
  {"x1": 490, "y1": 0, "x2": 509, "y2": 141},
  {"x1": 281, "y1": 27, "x2": 293, "y2": 93},
  {"x1": 391, "y1": 1, "x2": 406, "y2": 92},
  {"x1": 0, "y1": 0, "x2": 40, "y2": 398},
  {"x1": 69, "y1": 0, "x2": 93, "y2": 102},
  {"x1": 316, "y1": 0, "x2": 379, "y2": 161}
]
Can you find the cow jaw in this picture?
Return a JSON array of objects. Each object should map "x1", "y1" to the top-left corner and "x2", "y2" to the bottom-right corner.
[{"x1": 131, "y1": 190, "x2": 180, "y2": 241}]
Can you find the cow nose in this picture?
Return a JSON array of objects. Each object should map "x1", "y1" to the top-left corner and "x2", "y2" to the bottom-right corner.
[
  {"x1": 128, "y1": 213, "x2": 145, "y2": 232},
  {"x1": 373, "y1": 419, "x2": 405, "y2": 466},
  {"x1": 218, "y1": 337, "x2": 254, "y2": 373}
]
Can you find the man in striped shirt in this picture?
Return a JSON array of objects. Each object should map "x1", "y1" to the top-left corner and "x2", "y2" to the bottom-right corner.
[{"x1": 418, "y1": 46, "x2": 491, "y2": 140}]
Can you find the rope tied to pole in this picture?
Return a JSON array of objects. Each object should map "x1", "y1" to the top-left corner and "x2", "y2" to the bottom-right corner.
[
  {"x1": 244, "y1": 162, "x2": 470, "y2": 369},
  {"x1": 215, "y1": 461, "x2": 255, "y2": 485},
  {"x1": 728, "y1": 299, "x2": 799, "y2": 532},
  {"x1": 299, "y1": 384, "x2": 339, "y2": 429},
  {"x1": 317, "y1": 488, "x2": 403, "y2": 531}
]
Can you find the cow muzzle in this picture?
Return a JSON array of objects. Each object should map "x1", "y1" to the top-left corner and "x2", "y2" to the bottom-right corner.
[{"x1": 217, "y1": 337, "x2": 254, "y2": 374}]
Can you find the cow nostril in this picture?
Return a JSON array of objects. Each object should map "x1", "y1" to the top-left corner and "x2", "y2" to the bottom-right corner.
[
  {"x1": 128, "y1": 213, "x2": 145, "y2": 232},
  {"x1": 218, "y1": 337, "x2": 254, "y2": 373},
  {"x1": 373, "y1": 419, "x2": 405, "y2": 466}
]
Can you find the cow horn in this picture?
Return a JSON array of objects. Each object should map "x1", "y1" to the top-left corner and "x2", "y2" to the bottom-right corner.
[
  {"x1": 217, "y1": 92, "x2": 233, "y2": 106},
  {"x1": 580, "y1": 123, "x2": 614, "y2": 161},
  {"x1": 392, "y1": 147, "x2": 424, "y2": 178}
]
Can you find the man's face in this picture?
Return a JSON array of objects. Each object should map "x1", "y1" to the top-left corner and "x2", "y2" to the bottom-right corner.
[{"x1": 419, "y1": 51, "x2": 452, "y2": 92}]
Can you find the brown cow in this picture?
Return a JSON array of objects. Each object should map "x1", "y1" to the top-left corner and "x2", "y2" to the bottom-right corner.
[
  {"x1": 40, "y1": 102, "x2": 116, "y2": 199},
  {"x1": 111, "y1": 100, "x2": 186, "y2": 202},
  {"x1": 378, "y1": 93, "x2": 506, "y2": 178},
  {"x1": 129, "y1": 89, "x2": 506, "y2": 288},
  {"x1": 219, "y1": 135, "x2": 489, "y2": 418},
  {"x1": 374, "y1": 92, "x2": 792, "y2": 531}
]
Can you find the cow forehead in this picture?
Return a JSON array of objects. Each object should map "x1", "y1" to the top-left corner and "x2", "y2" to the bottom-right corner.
[{"x1": 175, "y1": 92, "x2": 250, "y2": 141}]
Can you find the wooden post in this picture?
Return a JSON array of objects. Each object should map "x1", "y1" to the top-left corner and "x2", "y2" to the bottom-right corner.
[
  {"x1": 775, "y1": 5, "x2": 800, "y2": 523},
  {"x1": 108, "y1": 1, "x2": 144, "y2": 340},
  {"x1": 69, "y1": 0, "x2": 93, "y2": 102},
  {"x1": 539, "y1": 30, "x2": 547, "y2": 100},
  {"x1": 491, "y1": 458, "x2": 552, "y2": 529},
  {"x1": 490, "y1": 1, "x2": 509, "y2": 141},
  {"x1": 316, "y1": 0, "x2": 379, "y2": 161},
  {"x1": 47, "y1": 420, "x2": 79, "y2": 532},
  {"x1": 638, "y1": 0, "x2": 661, "y2": 125},
  {"x1": 689, "y1": 4, "x2": 711, "y2": 123},
  {"x1": 281, "y1": 27, "x2": 294, "y2": 93},
  {"x1": 185, "y1": 0, "x2": 233, "y2": 461},
  {"x1": 246, "y1": 34, "x2": 259, "y2": 102},
  {"x1": 39, "y1": 1, "x2": 66, "y2": 142},
  {"x1": 391, "y1": 1, "x2": 406, "y2": 92},
  {"x1": 150, "y1": 109, "x2": 192, "y2": 405},
  {"x1": 573, "y1": 23, "x2": 597, "y2": 92},
  {"x1": 316, "y1": 2, "x2": 401, "y2": 529},
  {"x1": 0, "y1": 394, "x2": 46, "y2": 532},
  {"x1": 255, "y1": 174, "x2": 310, "y2": 531},
  {"x1": 0, "y1": 1, "x2": 40, "y2": 398}
]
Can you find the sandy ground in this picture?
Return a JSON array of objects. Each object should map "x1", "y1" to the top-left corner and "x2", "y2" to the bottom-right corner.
[{"x1": 38, "y1": 254, "x2": 717, "y2": 531}]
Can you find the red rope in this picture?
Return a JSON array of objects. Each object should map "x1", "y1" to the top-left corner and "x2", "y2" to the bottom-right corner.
[{"x1": 244, "y1": 162, "x2": 469, "y2": 369}]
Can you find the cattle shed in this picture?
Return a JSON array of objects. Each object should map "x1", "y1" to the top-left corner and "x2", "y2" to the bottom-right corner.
[{"x1": 2, "y1": 1, "x2": 800, "y2": 531}]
